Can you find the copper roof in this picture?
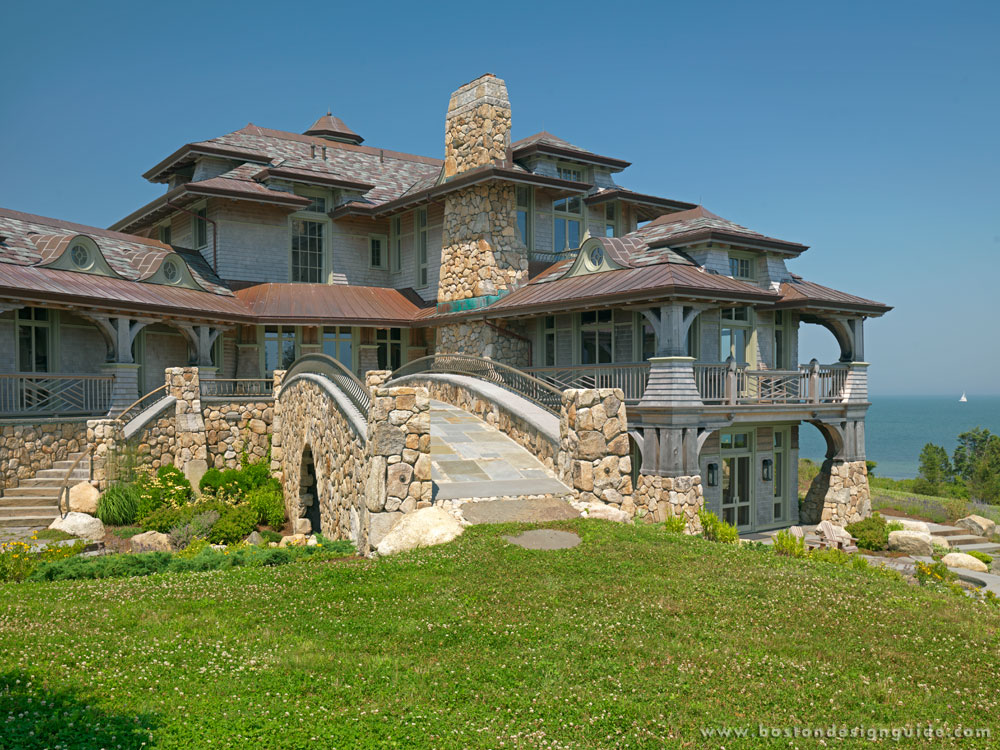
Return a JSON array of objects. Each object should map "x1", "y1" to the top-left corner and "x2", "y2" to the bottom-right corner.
[
  {"x1": 235, "y1": 283, "x2": 431, "y2": 325},
  {"x1": 304, "y1": 112, "x2": 364, "y2": 145},
  {"x1": 511, "y1": 131, "x2": 631, "y2": 170},
  {"x1": 629, "y1": 206, "x2": 808, "y2": 256},
  {"x1": 773, "y1": 276, "x2": 891, "y2": 315},
  {"x1": 584, "y1": 187, "x2": 696, "y2": 213}
]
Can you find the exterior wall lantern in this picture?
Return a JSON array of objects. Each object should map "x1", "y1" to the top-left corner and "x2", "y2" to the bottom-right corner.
[
  {"x1": 762, "y1": 458, "x2": 773, "y2": 482},
  {"x1": 707, "y1": 462, "x2": 719, "y2": 487}
]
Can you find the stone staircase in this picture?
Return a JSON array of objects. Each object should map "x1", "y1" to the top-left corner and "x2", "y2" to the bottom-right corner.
[
  {"x1": 929, "y1": 523, "x2": 1000, "y2": 555},
  {"x1": 0, "y1": 452, "x2": 91, "y2": 530}
]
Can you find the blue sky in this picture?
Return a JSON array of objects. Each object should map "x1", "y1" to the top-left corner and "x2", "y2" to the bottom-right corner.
[{"x1": 2, "y1": 0, "x2": 997, "y2": 395}]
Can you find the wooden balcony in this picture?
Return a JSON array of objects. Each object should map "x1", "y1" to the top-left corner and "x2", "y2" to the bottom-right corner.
[
  {"x1": 524, "y1": 360, "x2": 855, "y2": 407},
  {"x1": 0, "y1": 373, "x2": 115, "y2": 419}
]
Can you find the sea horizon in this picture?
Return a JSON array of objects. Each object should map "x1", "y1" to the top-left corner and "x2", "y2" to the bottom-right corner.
[{"x1": 799, "y1": 394, "x2": 1000, "y2": 479}]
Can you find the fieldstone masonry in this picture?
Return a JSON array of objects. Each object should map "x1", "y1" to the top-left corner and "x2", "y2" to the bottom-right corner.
[
  {"x1": 635, "y1": 474, "x2": 704, "y2": 534},
  {"x1": 166, "y1": 367, "x2": 208, "y2": 468},
  {"x1": 1, "y1": 421, "x2": 88, "y2": 491},
  {"x1": 435, "y1": 321, "x2": 530, "y2": 366},
  {"x1": 800, "y1": 459, "x2": 871, "y2": 525},
  {"x1": 558, "y1": 389, "x2": 634, "y2": 510}
]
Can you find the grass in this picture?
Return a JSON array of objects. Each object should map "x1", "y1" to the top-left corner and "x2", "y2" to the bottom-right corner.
[
  {"x1": 30, "y1": 529, "x2": 76, "y2": 542},
  {"x1": 1, "y1": 520, "x2": 999, "y2": 748}
]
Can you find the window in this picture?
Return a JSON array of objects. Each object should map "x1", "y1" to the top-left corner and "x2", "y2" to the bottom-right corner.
[
  {"x1": 553, "y1": 196, "x2": 582, "y2": 253},
  {"x1": 557, "y1": 165, "x2": 583, "y2": 182},
  {"x1": 369, "y1": 234, "x2": 387, "y2": 270},
  {"x1": 390, "y1": 216, "x2": 402, "y2": 272},
  {"x1": 193, "y1": 207, "x2": 208, "y2": 249},
  {"x1": 604, "y1": 202, "x2": 617, "y2": 238},
  {"x1": 162, "y1": 259, "x2": 180, "y2": 282},
  {"x1": 773, "y1": 429, "x2": 787, "y2": 521},
  {"x1": 773, "y1": 310, "x2": 790, "y2": 369},
  {"x1": 70, "y1": 243, "x2": 91, "y2": 269},
  {"x1": 516, "y1": 186, "x2": 532, "y2": 249},
  {"x1": 158, "y1": 223, "x2": 172, "y2": 245},
  {"x1": 721, "y1": 307, "x2": 752, "y2": 364},
  {"x1": 729, "y1": 253, "x2": 755, "y2": 280},
  {"x1": 376, "y1": 328, "x2": 403, "y2": 370},
  {"x1": 17, "y1": 307, "x2": 50, "y2": 372},
  {"x1": 263, "y1": 327, "x2": 296, "y2": 375},
  {"x1": 303, "y1": 195, "x2": 327, "y2": 214},
  {"x1": 322, "y1": 326, "x2": 353, "y2": 370},
  {"x1": 543, "y1": 316, "x2": 556, "y2": 366},
  {"x1": 291, "y1": 219, "x2": 325, "y2": 283},
  {"x1": 416, "y1": 209, "x2": 429, "y2": 287},
  {"x1": 580, "y1": 310, "x2": 614, "y2": 365}
]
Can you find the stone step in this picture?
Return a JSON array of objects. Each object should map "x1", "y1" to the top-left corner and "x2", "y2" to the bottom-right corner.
[
  {"x1": 2, "y1": 486, "x2": 66, "y2": 499},
  {"x1": 0, "y1": 514, "x2": 57, "y2": 529},
  {"x1": 17, "y1": 473, "x2": 89, "y2": 487},
  {"x1": 946, "y1": 542, "x2": 1000, "y2": 554},
  {"x1": 459, "y1": 495, "x2": 580, "y2": 525},
  {"x1": 0, "y1": 505, "x2": 59, "y2": 519},
  {"x1": 0, "y1": 495, "x2": 59, "y2": 508},
  {"x1": 35, "y1": 464, "x2": 90, "y2": 478},
  {"x1": 927, "y1": 528, "x2": 970, "y2": 538},
  {"x1": 934, "y1": 534, "x2": 991, "y2": 547}
]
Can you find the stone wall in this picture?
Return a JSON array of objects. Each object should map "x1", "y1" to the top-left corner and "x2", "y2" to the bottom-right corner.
[
  {"x1": 800, "y1": 459, "x2": 871, "y2": 525},
  {"x1": 87, "y1": 418, "x2": 124, "y2": 488},
  {"x1": 635, "y1": 474, "x2": 704, "y2": 533},
  {"x1": 557, "y1": 389, "x2": 633, "y2": 509},
  {"x1": 444, "y1": 73, "x2": 511, "y2": 178},
  {"x1": 202, "y1": 400, "x2": 274, "y2": 469},
  {"x1": 166, "y1": 368, "x2": 208, "y2": 468},
  {"x1": 1, "y1": 420, "x2": 89, "y2": 491},
  {"x1": 435, "y1": 320, "x2": 530, "y2": 367}
]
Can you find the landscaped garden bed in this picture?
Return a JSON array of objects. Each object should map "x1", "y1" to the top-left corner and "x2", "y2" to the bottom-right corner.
[{"x1": 2, "y1": 519, "x2": 998, "y2": 748}]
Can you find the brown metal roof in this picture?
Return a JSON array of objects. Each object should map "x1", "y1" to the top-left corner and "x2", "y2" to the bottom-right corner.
[
  {"x1": 584, "y1": 188, "x2": 696, "y2": 213},
  {"x1": 511, "y1": 131, "x2": 631, "y2": 170},
  {"x1": 772, "y1": 277, "x2": 891, "y2": 315},
  {"x1": 0, "y1": 263, "x2": 253, "y2": 321},
  {"x1": 235, "y1": 283, "x2": 431, "y2": 325}
]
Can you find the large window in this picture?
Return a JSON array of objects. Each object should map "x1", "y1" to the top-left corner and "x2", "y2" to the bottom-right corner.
[
  {"x1": 193, "y1": 207, "x2": 208, "y2": 249},
  {"x1": 729, "y1": 252, "x2": 755, "y2": 281},
  {"x1": 721, "y1": 307, "x2": 752, "y2": 364},
  {"x1": 604, "y1": 202, "x2": 618, "y2": 237},
  {"x1": 322, "y1": 326, "x2": 353, "y2": 370},
  {"x1": 291, "y1": 219, "x2": 325, "y2": 283},
  {"x1": 553, "y1": 196, "x2": 582, "y2": 253},
  {"x1": 516, "y1": 186, "x2": 532, "y2": 249},
  {"x1": 376, "y1": 328, "x2": 403, "y2": 370},
  {"x1": 773, "y1": 310, "x2": 791, "y2": 369},
  {"x1": 263, "y1": 326, "x2": 296, "y2": 375},
  {"x1": 17, "y1": 307, "x2": 50, "y2": 372},
  {"x1": 416, "y1": 209, "x2": 429, "y2": 287}
]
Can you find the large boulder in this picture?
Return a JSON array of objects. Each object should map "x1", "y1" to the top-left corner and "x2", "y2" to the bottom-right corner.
[
  {"x1": 941, "y1": 552, "x2": 989, "y2": 573},
  {"x1": 955, "y1": 515, "x2": 997, "y2": 538},
  {"x1": 578, "y1": 502, "x2": 631, "y2": 524},
  {"x1": 131, "y1": 530, "x2": 173, "y2": 553},
  {"x1": 888, "y1": 530, "x2": 933, "y2": 557},
  {"x1": 376, "y1": 507, "x2": 463, "y2": 557},
  {"x1": 68, "y1": 482, "x2": 100, "y2": 515},
  {"x1": 49, "y1": 512, "x2": 105, "y2": 541},
  {"x1": 897, "y1": 519, "x2": 930, "y2": 534}
]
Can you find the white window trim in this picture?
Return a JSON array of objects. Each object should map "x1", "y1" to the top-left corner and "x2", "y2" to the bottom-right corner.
[{"x1": 369, "y1": 233, "x2": 388, "y2": 270}]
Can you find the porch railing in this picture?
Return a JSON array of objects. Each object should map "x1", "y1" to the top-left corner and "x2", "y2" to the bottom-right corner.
[
  {"x1": 523, "y1": 363, "x2": 651, "y2": 404},
  {"x1": 200, "y1": 378, "x2": 274, "y2": 399},
  {"x1": 0, "y1": 373, "x2": 115, "y2": 418},
  {"x1": 695, "y1": 360, "x2": 848, "y2": 405}
]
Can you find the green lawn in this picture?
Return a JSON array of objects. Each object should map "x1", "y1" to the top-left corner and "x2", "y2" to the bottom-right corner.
[{"x1": 2, "y1": 521, "x2": 999, "y2": 749}]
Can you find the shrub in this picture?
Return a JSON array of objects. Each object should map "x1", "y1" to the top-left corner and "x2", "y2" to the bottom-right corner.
[
  {"x1": 199, "y1": 467, "x2": 224, "y2": 495},
  {"x1": 772, "y1": 529, "x2": 806, "y2": 558},
  {"x1": 260, "y1": 529, "x2": 282, "y2": 544},
  {"x1": 247, "y1": 486, "x2": 285, "y2": 528},
  {"x1": 1, "y1": 539, "x2": 86, "y2": 583},
  {"x1": 931, "y1": 543, "x2": 950, "y2": 560},
  {"x1": 967, "y1": 550, "x2": 993, "y2": 565},
  {"x1": 168, "y1": 510, "x2": 220, "y2": 550},
  {"x1": 915, "y1": 560, "x2": 957, "y2": 586},
  {"x1": 111, "y1": 526, "x2": 144, "y2": 539},
  {"x1": 208, "y1": 505, "x2": 258, "y2": 545},
  {"x1": 175, "y1": 538, "x2": 212, "y2": 560},
  {"x1": 846, "y1": 513, "x2": 892, "y2": 551},
  {"x1": 240, "y1": 447, "x2": 274, "y2": 490},
  {"x1": 96, "y1": 483, "x2": 141, "y2": 526},
  {"x1": 809, "y1": 547, "x2": 851, "y2": 565},
  {"x1": 216, "y1": 469, "x2": 250, "y2": 503},
  {"x1": 155, "y1": 464, "x2": 193, "y2": 507},
  {"x1": 141, "y1": 500, "x2": 226, "y2": 534},
  {"x1": 662, "y1": 515, "x2": 687, "y2": 534},
  {"x1": 698, "y1": 511, "x2": 739, "y2": 544}
]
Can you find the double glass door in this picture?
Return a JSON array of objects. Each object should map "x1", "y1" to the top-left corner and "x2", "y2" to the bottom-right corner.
[{"x1": 721, "y1": 430, "x2": 753, "y2": 531}]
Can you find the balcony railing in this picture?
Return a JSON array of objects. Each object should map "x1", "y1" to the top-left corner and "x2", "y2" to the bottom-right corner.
[
  {"x1": 0, "y1": 373, "x2": 115, "y2": 418},
  {"x1": 200, "y1": 378, "x2": 275, "y2": 399},
  {"x1": 524, "y1": 360, "x2": 851, "y2": 407}
]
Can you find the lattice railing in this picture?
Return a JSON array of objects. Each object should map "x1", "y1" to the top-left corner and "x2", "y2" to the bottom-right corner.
[
  {"x1": 200, "y1": 378, "x2": 274, "y2": 399},
  {"x1": 524, "y1": 363, "x2": 650, "y2": 404},
  {"x1": 0, "y1": 373, "x2": 114, "y2": 418}
]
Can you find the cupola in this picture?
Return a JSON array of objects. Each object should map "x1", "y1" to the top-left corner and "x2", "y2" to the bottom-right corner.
[{"x1": 304, "y1": 112, "x2": 364, "y2": 145}]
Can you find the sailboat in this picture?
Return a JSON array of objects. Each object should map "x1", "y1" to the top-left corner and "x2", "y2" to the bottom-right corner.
[{"x1": 959, "y1": 392, "x2": 968, "y2": 403}]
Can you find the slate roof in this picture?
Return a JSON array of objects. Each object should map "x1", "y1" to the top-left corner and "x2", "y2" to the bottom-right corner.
[
  {"x1": 774, "y1": 276, "x2": 891, "y2": 315},
  {"x1": 511, "y1": 132, "x2": 631, "y2": 170},
  {"x1": 304, "y1": 112, "x2": 364, "y2": 144}
]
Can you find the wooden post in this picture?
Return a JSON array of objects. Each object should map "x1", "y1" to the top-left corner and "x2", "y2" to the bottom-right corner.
[
  {"x1": 725, "y1": 356, "x2": 737, "y2": 406},
  {"x1": 808, "y1": 358, "x2": 820, "y2": 403}
]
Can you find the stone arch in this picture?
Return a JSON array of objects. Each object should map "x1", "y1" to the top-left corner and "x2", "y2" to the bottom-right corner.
[
  {"x1": 806, "y1": 420, "x2": 845, "y2": 461},
  {"x1": 387, "y1": 372, "x2": 560, "y2": 473},
  {"x1": 275, "y1": 373, "x2": 369, "y2": 548}
]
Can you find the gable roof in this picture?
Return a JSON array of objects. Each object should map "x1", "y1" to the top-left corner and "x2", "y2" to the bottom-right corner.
[{"x1": 511, "y1": 131, "x2": 631, "y2": 171}]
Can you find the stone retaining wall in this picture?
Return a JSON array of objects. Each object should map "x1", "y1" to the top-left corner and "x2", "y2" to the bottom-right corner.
[
  {"x1": 557, "y1": 389, "x2": 633, "y2": 508},
  {"x1": 203, "y1": 400, "x2": 274, "y2": 469},
  {"x1": 800, "y1": 459, "x2": 871, "y2": 525},
  {"x1": 1, "y1": 420, "x2": 89, "y2": 491},
  {"x1": 635, "y1": 474, "x2": 704, "y2": 533}
]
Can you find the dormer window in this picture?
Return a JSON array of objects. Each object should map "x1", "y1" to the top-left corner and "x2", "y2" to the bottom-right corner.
[
  {"x1": 729, "y1": 253, "x2": 755, "y2": 281},
  {"x1": 162, "y1": 258, "x2": 180, "y2": 283},
  {"x1": 70, "y1": 243, "x2": 92, "y2": 270},
  {"x1": 557, "y1": 165, "x2": 583, "y2": 182},
  {"x1": 303, "y1": 195, "x2": 327, "y2": 214}
]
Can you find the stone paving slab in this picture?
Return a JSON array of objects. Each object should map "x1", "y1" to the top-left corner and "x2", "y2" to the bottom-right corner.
[
  {"x1": 435, "y1": 478, "x2": 571, "y2": 501},
  {"x1": 462, "y1": 497, "x2": 581, "y2": 525},
  {"x1": 504, "y1": 529, "x2": 581, "y2": 550}
]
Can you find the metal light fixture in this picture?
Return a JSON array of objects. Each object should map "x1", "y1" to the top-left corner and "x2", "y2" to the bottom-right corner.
[
  {"x1": 707, "y1": 462, "x2": 719, "y2": 487},
  {"x1": 762, "y1": 458, "x2": 773, "y2": 482}
]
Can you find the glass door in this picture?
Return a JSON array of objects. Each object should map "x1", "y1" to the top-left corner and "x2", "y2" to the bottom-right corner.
[
  {"x1": 773, "y1": 428, "x2": 788, "y2": 523},
  {"x1": 721, "y1": 431, "x2": 754, "y2": 531}
]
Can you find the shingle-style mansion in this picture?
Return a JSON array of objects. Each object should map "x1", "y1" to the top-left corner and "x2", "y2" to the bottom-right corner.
[{"x1": 0, "y1": 74, "x2": 889, "y2": 535}]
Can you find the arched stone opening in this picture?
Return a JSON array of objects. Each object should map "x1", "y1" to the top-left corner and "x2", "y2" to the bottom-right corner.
[
  {"x1": 800, "y1": 421, "x2": 870, "y2": 526},
  {"x1": 300, "y1": 444, "x2": 320, "y2": 534}
]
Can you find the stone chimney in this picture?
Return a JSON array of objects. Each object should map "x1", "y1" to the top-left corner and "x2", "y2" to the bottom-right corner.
[
  {"x1": 437, "y1": 74, "x2": 527, "y2": 304},
  {"x1": 444, "y1": 74, "x2": 511, "y2": 178}
]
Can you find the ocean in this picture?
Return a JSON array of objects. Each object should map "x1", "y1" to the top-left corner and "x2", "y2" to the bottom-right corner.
[{"x1": 798, "y1": 395, "x2": 1000, "y2": 479}]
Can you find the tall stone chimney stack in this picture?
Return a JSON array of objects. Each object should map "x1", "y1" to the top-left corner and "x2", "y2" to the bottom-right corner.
[
  {"x1": 444, "y1": 74, "x2": 512, "y2": 178},
  {"x1": 437, "y1": 74, "x2": 527, "y2": 307}
]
